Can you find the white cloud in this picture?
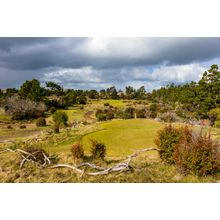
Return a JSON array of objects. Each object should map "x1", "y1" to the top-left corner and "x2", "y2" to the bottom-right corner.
[
  {"x1": 43, "y1": 66, "x2": 101, "y2": 84},
  {"x1": 41, "y1": 63, "x2": 206, "y2": 91},
  {"x1": 151, "y1": 63, "x2": 205, "y2": 83}
]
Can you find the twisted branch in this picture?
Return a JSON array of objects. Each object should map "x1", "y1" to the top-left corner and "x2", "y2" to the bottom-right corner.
[{"x1": 51, "y1": 147, "x2": 160, "y2": 176}]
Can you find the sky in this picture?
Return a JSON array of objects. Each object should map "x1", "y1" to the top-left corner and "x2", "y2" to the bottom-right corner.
[{"x1": 0, "y1": 37, "x2": 220, "y2": 91}]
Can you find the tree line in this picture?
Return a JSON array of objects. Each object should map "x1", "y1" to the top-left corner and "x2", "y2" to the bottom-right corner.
[
  {"x1": 150, "y1": 64, "x2": 220, "y2": 123},
  {"x1": 1, "y1": 64, "x2": 220, "y2": 124}
]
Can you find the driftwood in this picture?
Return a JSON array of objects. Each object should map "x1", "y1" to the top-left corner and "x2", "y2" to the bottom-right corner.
[
  {"x1": 0, "y1": 147, "x2": 160, "y2": 176},
  {"x1": 0, "y1": 148, "x2": 53, "y2": 168},
  {"x1": 50, "y1": 147, "x2": 160, "y2": 176}
]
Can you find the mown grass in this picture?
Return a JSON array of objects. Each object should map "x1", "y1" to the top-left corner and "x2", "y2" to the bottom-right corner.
[
  {"x1": 82, "y1": 119, "x2": 163, "y2": 157},
  {"x1": 89, "y1": 99, "x2": 128, "y2": 108}
]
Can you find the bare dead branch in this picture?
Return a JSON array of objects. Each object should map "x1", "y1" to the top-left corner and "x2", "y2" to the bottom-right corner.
[
  {"x1": 50, "y1": 164, "x2": 84, "y2": 175},
  {"x1": 77, "y1": 162, "x2": 106, "y2": 170},
  {"x1": 50, "y1": 147, "x2": 160, "y2": 176}
]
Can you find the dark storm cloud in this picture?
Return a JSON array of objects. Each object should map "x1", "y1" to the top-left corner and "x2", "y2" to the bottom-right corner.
[
  {"x1": 0, "y1": 37, "x2": 220, "y2": 89},
  {"x1": 0, "y1": 37, "x2": 220, "y2": 71}
]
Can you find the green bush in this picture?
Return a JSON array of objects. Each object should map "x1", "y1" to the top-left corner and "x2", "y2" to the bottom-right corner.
[
  {"x1": 71, "y1": 143, "x2": 84, "y2": 159},
  {"x1": 90, "y1": 139, "x2": 106, "y2": 159},
  {"x1": 96, "y1": 113, "x2": 107, "y2": 121},
  {"x1": 36, "y1": 117, "x2": 46, "y2": 127},
  {"x1": 115, "y1": 109, "x2": 124, "y2": 119},
  {"x1": 208, "y1": 108, "x2": 220, "y2": 127},
  {"x1": 52, "y1": 111, "x2": 68, "y2": 133},
  {"x1": 123, "y1": 107, "x2": 135, "y2": 119},
  {"x1": 95, "y1": 109, "x2": 114, "y2": 121},
  {"x1": 154, "y1": 125, "x2": 182, "y2": 164},
  {"x1": 149, "y1": 103, "x2": 158, "y2": 112},
  {"x1": 174, "y1": 128, "x2": 220, "y2": 176}
]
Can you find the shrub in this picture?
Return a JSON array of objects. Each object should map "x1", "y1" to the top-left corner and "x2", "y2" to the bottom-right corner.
[
  {"x1": 71, "y1": 143, "x2": 84, "y2": 159},
  {"x1": 96, "y1": 113, "x2": 107, "y2": 121},
  {"x1": 4, "y1": 95, "x2": 46, "y2": 120},
  {"x1": 115, "y1": 109, "x2": 124, "y2": 119},
  {"x1": 123, "y1": 107, "x2": 135, "y2": 119},
  {"x1": 104, "y1": 102, "x2": 110, "y2": 107},
  {"x1": 90, "y1": 139, "x2": 106, "y2": 159},
  {"x1": 208, "y1": 108, "x2": 220, "y2": 127},
  {"x1": 7, "y1": 125, "x2": 13, "y2": 129},
  {"x1": 174, "y1": 128, "x2": 220, "y2": 176},
  {"x1": 50, "y1": 107, "x2": 57, "y2": 114},
  {"x1": 136, "y1": 108, "x2": 146, "y2": 118},
  {"x1": 36, "y1": 117, "x2": 46, "y2": 127},
  {"x1": 149, "y1": 111, "x2": 157, "y2": 119},
  {"x1": 154, "y1": 125, "x2": 182, "y2": 164},
  {"x1": 95, "y1": 108, "x2": 114, "y2": 121},
  {"x1": 106, "y1": 111, "x2": 114, "y2": 120},
  {"x1": 19, "y1": 125, "x2": 26, "y2": 129},
  {"x1": 52, "y1": 111, "x2": 68, "y2": 133},
  {"x1": 159, "y1": 112, "x2": 178, "y2": 122},
  {"x1": 175, "y1": 106, "x2": 188, "y2": 119},
  {"x1": 149, "y1": 103, "x2": 158, "y2": 112},
  {"x1": 95, "y1": 109, "x2": 103, "y2": 117}
]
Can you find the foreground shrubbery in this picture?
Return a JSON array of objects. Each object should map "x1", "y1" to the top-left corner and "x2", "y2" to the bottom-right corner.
[
  {"x1": 174, "y1": 127, "x2": 220, "y2": 176},
  {"x1": 71, "y1": 143, "x2": 84, "y2": 160},
  {"x1": 90, "y1": 139, "x2": 106, "y2": 159},
  {"x1": 155, "y1": 125, "x2": 220, "y2": 176},
  {"x1": 155, "y1": 125, "x2": 182, "y2": 164}
]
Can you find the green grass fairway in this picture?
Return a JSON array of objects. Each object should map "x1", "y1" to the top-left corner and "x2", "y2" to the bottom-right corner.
[
  {"x1": 90, "y1": 99, "x2": 128, "y2": 108},
  {"x1": 82, "y1": 119, "x2": 163, "y2": 157}
]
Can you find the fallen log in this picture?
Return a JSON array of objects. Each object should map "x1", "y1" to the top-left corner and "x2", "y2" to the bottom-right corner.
[
  {"x1": 50, "y1": 147, "x2": 160, "y2": 176},
  {"x1": 0, "y1": 147, "x2": 160, "y2": 176}
]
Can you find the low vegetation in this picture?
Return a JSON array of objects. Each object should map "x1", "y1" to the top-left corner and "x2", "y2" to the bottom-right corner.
[
  {"x1": 155, "y1": 124, "x2": 182, "y2": 164},
  {"x1": 36, "y1": 117, "x2": 46, "y2": 127},
  {"x1": 52, "y1": 111, "x2": 68, "y2": 133},
  {"x1": 71, "y1": 143, "x2": 84, "y2": 160},
  {"x1": 155, "y1": 125, "x2": 220, "y2": 176},
  {"x1": 90, "y1": 139, "x2": 106, "y2": 159}
]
